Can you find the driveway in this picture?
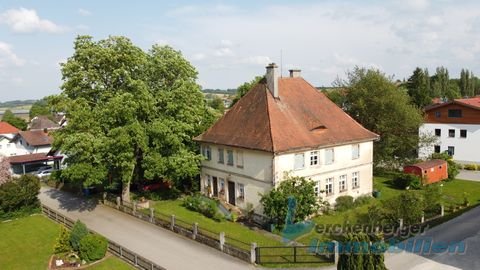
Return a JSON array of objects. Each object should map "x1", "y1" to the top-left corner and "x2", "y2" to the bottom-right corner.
[
  {"x1": 39, "y1": 187, "x2": 254, "y2": 270},
  {"x1": 457, "y1": 170, "x2": 480, "y2": 182}
]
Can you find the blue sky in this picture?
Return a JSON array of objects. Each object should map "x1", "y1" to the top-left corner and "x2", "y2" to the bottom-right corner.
[{"x1": 1, "y1": 0, "x2": 480, "y2": 101}]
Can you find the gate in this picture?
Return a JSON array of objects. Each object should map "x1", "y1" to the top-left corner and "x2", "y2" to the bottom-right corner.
[{"x1": 255, "y1": 245, "x2": 334, "y2": 264}]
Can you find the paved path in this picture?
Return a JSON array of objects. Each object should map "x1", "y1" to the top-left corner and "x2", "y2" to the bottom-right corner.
[
  {"x1": 39, "y1": 187, "x2": 254, "y2": 270},
  {"x1": 385, "y1": 205, "x2": 480, "y2": 270},
  {"x1": 457, "y1": 170, "x2": 480, "y2": 182}
]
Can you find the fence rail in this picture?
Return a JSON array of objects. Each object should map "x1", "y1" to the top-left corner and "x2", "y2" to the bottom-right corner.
[
  {"x1": 41, "y1": 205, "x2": 166, "y2": 270},
  {"x1": 256, "y1": 245, "x2": 334, "y2": 264},
  {"x1": 102, "y1": 194, "x2": 254, "y2": 263}
]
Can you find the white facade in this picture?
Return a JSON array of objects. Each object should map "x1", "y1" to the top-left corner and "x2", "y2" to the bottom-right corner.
[
  {"x1": 199, "y1": 141, "x2": 374, "y2": 213},
  {"x1": 0, "y1": 134, "x2": 51, "y2": 157},
  {"x1": 419, "y1": 123, "x2": 480, "y2": 163},
  {"x1": 0, "y1": 136, "x2": 18, "y2": 156}
]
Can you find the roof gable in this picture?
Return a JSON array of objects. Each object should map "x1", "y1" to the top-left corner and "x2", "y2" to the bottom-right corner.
[{"x1": 19, "y1": 130, "x2": 53, "y2": 146}]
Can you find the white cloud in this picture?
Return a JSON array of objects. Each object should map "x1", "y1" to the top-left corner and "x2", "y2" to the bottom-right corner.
[
  {"x1": 78, "y1": 8, "x2": 92, "y2": 16},
  {"x1": 0, "y1": 42, "x2": 24, "y2": 67},
  {"x1": 192, "y1": 53, "x2": 206, "y2": 61},
  {"x1": 214, "y1": 47, "x2": 233, "y2": 57},
  {"x1": 0, "y1": 8, "x2": 66, "y2": 33},
  {"x1": 220, "y1": 39, "x2": 233, "y2": 47},
  {"x1": 402, "y1": 0, "x2": 430, "y2": 11},
  {"x1": 238, "y1": 56, "x2": 272, "y2": 66}
]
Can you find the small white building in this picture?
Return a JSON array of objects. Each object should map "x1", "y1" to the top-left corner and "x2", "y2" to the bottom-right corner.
[
  {"x1": 419, "y1": 97, "x2": 480, "y2": 164},
  {"x1": 0, "y1": 122, "x2": 20, "y2": 156},
  {"x1": 194, "y1": 64, "x2": 379, "y2": 214}
]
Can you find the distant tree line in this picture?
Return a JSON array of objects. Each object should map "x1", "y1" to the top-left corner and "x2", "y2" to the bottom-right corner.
[
  {"x1": 405, "y1": 67, "x2": 480, "y2": 108},
  {"x1": 202, "y1": 88, "x2": 237, "y2": 95}
]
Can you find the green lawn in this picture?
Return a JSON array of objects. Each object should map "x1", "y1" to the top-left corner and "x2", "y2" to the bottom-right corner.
[
  {"x1": 88, "y1": 256, "x2": 134, "y2": 270},
  {"x1": 297, "y1": 176, "x2": 480, "y2": 245},
  {"x1": 149, "y1": 199, "x2": 282, "y2": 248},
  {"x1": 0, "y1": 215, "x2": 133, "y2": 270}
]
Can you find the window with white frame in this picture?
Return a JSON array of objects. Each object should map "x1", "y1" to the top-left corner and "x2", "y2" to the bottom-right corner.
[
  {"x1": 218, "y1": 148, "x2": 224, "y2": 164},
  {"x1": 339, "y1": 174, "x2": 347, "y2": 192},
  {"x1": 202, "y1": 145, "x2": 211, "y2": 160},
  {"x1": 325, "y1": 177, "x2": 333, "y2": 196},
  {"x1": 219, "y1": 178, "x2": 225, "y2": 193},
  {"x1": 294, "y1": 153, "x2": 305, "y2": 170},
  {"x1": 352, "y1": 171, "x2": 359, "y2": 189},
  {"x1": 227, "y1": 150, "x2": 234, "y2": 165},
  {"x1": 352, "y1": 144, "x2": 360, "y2": 160},
  {"x1": 314, "y1": 181, "x2": 320, "y2": 197},
  {"x1": 236, "y1": 151, "x2": 244, "y2": 168},
  {"x1": 205, "y1": 174, "x2": 211, "y2": 194},
  {"x1": 237, "y1": 183, "x2": 245, "y2": 200},
  {"x1": 310, "y1": 151, "x2": 319, "y2": 166},
  {"x1": 325, "y1": 148, "x2": 334, "y2": 165}
]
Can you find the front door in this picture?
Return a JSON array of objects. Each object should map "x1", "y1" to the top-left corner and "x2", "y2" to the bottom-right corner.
[
  {"x1": 228, "y1": 181, "x2": 236, "y2": 206},
  {"x1": 212, "y1": 177, "x2": 218, "y2": 197}
]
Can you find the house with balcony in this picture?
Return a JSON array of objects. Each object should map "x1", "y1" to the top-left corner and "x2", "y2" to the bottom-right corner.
[
  {"x1": 194, "y1": 64, "x2": 379, "y2": 214},
  {"x1": 418, "y1": 97, "x2": 480, "y2": 164}
]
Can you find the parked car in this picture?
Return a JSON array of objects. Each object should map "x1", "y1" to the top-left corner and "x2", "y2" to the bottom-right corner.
[{"x1": 35, "y1": 168, "x2": 53, "y2": 178}]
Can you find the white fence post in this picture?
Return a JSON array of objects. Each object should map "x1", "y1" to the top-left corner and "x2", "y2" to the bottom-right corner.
[
  {"x1": 219, "y1": 232, "x2": 225, "y2": 251},
  {"x1": 398, "y1": 218, "x2": 404, "y2": 230},
  {"x1": 103, "y1": 192, "x2": 107, "y2": 204},
  {"x1": 250, "y1": 242, "x2": 257, "y2": 264},
  {"x1": 193, "y1": 222, "x2": 198, "y2": 240},
  {"x1": 332, "y1": 240, "x2": 339, "y2": 265},
  {"x1": 116, "y1": 197, "x2": 121, "y2": 210},
  {"x1": 170, "y1": 215, "x2": 175, "y2": 231},
  {"x1": 133, "y1": 200, "x2": 137, "y2": 215},
  {"x1": 441, "y1": 204, "x2": 445, "y2": 216},
  {"x1": 149, "y1": 208, "x2": 154, "y2": 223}
]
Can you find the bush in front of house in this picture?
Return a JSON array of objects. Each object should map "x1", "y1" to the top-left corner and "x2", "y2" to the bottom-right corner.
[
  {"x1": 79, "y1": 234, "x2": 108, "y2": 262},
  {"x1": 464, "y1": 164, "x2": 478, "y2": 171},
  {"x1": 0, "y1": 174, "x2": 41, "y2": 219},
  {"x1": 335, "y1": 196, "x2": 355, "y2": 212},
  {"x1": 353, "y1": 195, "x2": 373, "y2": 207},
  {"x1": 183, "y1": 194, "x2": 224, "y2": 221},
  {"x1": 54, "y1": 226, "x2": 72, "y2": 254},
  {"x1": 392, "y1": 173, "x2": 421, "y2": 190},
  {"x1": 431, "y1": 152, "x2": 459, "y2": 180},
  {"x1": 70, "y1": 220, "x2": 89, "y2": 252}
]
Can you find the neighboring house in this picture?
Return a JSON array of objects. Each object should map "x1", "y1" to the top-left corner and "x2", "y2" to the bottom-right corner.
[
  {"x1": 404, "y1": 159, "x2": 448, "y2": 185},
  {"x1": 0, "y1": 122, "x2": 20, "y2": 156},
  {"x1": 418, "y1": 97, "x2": 480, "y2": 163},
  {"x1": 28, "y1": 115, "x2": 60, "y2": 131},
  {"x1": 14, "y1": 130, "x2": 54, "y2": 155},
  {"x1": 194, "y1": 64, "x2": 379, "y2": 213}
]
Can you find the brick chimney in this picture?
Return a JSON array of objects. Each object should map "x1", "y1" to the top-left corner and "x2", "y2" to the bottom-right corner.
[
  {"x1": 266, "y1": 63, "x2": 279, "y2": 98},
  {"x1": 289, "y1": 69, "x2": 301, "y2": 78}
]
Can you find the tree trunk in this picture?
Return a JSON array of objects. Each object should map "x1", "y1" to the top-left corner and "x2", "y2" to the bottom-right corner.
[{"x1": 122, "y1": 180, "x2": 131, "y2": 203}]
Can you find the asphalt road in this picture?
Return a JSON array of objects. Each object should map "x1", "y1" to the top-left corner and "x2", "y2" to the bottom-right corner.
[
  {"x1": 39, "y1": 187, "x2": 254, "y2": 270},
  {"x1": 385, "y1": 205, "x2": 480, "y2": 270},
  {"x1": 457, "y1": 170, "x2": 480, "y2": 182}
]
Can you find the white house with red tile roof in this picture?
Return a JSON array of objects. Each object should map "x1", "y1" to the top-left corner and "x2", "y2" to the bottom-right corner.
[
  {"x1": 419, "y1": 97, "x2": 480, "y2": 163},
  {"x1": 0, "y1": 122, "x2": 20, "y2": 156},
  {"x1": 194, "y1": 64, "x2": 378, "y2": 214}
]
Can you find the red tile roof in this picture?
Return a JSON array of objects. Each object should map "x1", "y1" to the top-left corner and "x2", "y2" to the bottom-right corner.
[
  {"x1": 195, "y1": 77, "x2": 378, "y2": 153},
  {"x1": 407, "y1": 159, "x2": 447, "y2": 170},
  {"x1": 456, "y1": 97, "x2": 480, "y2": 109},
  {"x1": 19, "y1": 130, "x2": 53, "y2": 146},
  {"x1": 0, "y1": 121, "x2": 20, "y2": 134},
  {"x1": 8, "y1": 153, "x2": 62, "y2": 164}
]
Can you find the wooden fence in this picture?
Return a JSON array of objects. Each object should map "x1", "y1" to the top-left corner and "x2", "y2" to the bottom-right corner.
[
  {"x1": 102, "y1": 195, "x2": 253, "y2": 263},
  {"x1": 41, "y1": 204, "x2": 166, "y2": 270}
]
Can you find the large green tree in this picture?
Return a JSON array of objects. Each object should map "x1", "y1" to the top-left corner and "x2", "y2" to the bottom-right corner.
[
  {"x1": 29, "y1": 97, "x2": 52, "y2": 119},
  {"x1": 54, "y1": 36, "x2": 213, "y2": 202},
  {"x1": 406, "y1": 67, "x2": 432, "y2": 108},
  {"x1": 338, "y1": 67, "x2": 424, "y2": 165},
  {"x1": 1, "y1": 109, "x2": 27, "y2": 130}
]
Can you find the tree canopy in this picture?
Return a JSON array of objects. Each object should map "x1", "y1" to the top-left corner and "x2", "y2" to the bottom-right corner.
[
  {"x1": 29, "y1": 97, "x2": 52, "y2": 119},
  {"x1": 1, "y1": 110, "x2": 27, "y2": 130},
  {"x1": 338, "y1": 67, "x2": 424, "y2": 165},
  {"x1": 54, "y1": 35, "x2": 214, "y2": 201}
]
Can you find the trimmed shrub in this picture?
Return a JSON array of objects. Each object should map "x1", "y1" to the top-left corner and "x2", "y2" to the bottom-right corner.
[
  {"x1": 392, "y1": 173, "x2": 421, "y2": 190},
  {"x1": 79, "y1": 234, "x2": 108, "y2": 262},
  {"x1": 464, "y1": 164, "x2": 477, "y2": 171},
  {"x1": 183, "y1": 194, "x2": 224, "y2": 221},
  {"x1": 70, "y1": 220, "x2": 89, "y2": 251},
  {"x1": 0, "y1": 174, "x2": 40, "y2": 219},
  {"x1": 335, "y1": 196, "x2": 355, "y2": 212},
  {"x1": 54, "y1": 226, "x2": 71, "y2": 254},
  {"x1": 354, "y1": 195, "x2": 372, "y2": 207}
]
